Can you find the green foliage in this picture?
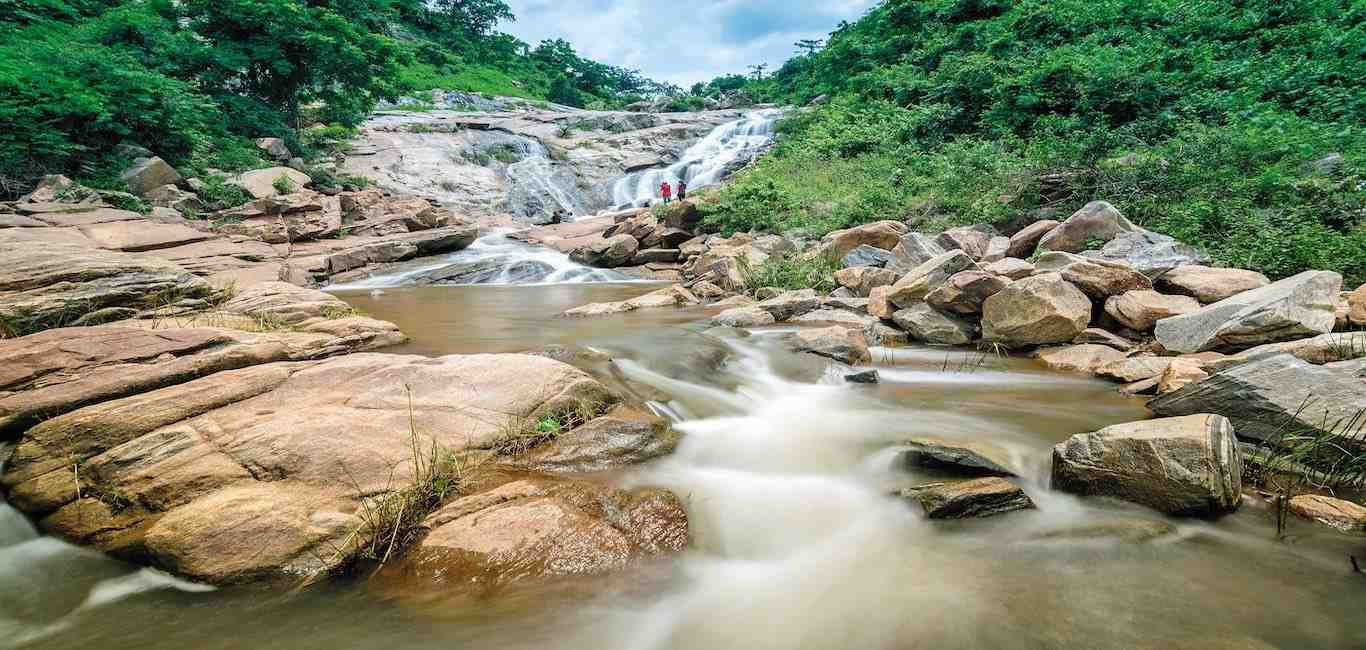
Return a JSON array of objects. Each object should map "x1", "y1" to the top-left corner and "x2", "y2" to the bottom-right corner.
[
  {"x1": 742, "y1": 255, "x2": 841, "y2": 294},
  {"x1": 702, "y1": 0, "x2": 1366, "y2": 284},
  {"x1": 196, "y1": 174, "x2": 252, "y2": 209},
  {"x1": 271, "y1": 174, "x2": 297, "y2": 195}
]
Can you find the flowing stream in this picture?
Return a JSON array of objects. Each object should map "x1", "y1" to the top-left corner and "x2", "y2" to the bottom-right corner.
[
  {"x1": 612, "y1": 110, "x2": 781, "y2": 208},
  {"x1": 5, "y1": 284, "x2": 1366, "y2": 648}
]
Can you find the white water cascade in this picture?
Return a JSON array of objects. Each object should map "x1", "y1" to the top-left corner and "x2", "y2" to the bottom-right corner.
[
  {"x1": 612, "y1": 109, "x2": 782, "y2": 208},
  {"x1": 504, "y1": 138, "x2": 584, "y2": 219}
]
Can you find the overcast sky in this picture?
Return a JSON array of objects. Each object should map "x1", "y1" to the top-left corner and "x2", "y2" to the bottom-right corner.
[{"x1": 501, "y1": 0, "x2": 878, "y2": 87}]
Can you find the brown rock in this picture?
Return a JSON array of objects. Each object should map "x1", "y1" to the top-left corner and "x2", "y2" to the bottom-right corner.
[
  {"x1": 710, "y1": 306, "x2": 776, "y2": 328},
  {"x1": 820, "y1": 220, "x2": 907, "y2": 259},
  {"x1": 120, "y1": 157, "x2": 183, "y2": 196},
  {"x1": 834, "y1": 266, "x2": 898, "y2": 297},
  {"x1": 981, "y1": 273, "x2": 1092, "y2": 348},
  {"x1": 1033, "y1": 344, "x2": 1127, "y2": 375},
  {"x1": 900, "y1": 437, "x2": 1015, "y2": 476},
  {"x1": 1104, "y1": 290, "x2": 1201, "y2": 332},
  {"x1": 1073, "y1": 328, "x2": 1137, "y2": 352},
  {"x1": 1348, "y1": 283, "x2": 1366, "y2": 326},
  {"x1": 983, "y1": 257, "x2": 1035, "y2": 280},
  {"x1": 935, "y1": 226, "x2": 995, "y2": 260},
  {"x1": 570, "y1": 234, "x2": 639, "y2": 268},
  {"x1": 1036, "y1": 252, "x2": 1152, "y2": 299},
  {"x1": 789, "y1": 326, "x2": 872, "y2": 364},
  {"x1": 925, "y1": 270, "x2": 1009, "y2": 315},
  {"x1": 1154, "y1": 266, "x2": 1271, "y2": 304},
  {"x1": 1006, "y1": 219, "x2": 1060, "y2": 258},
  {"x1": 904, "y1": 477, "x2": 1035, "y2": 519},
  {"x1": 1037, "y1": 201, "x2": 1138, "y2": 253},
  {"x1": 885, "y1": 251, "x2": 981, "y2": 309},
  {"x1": 78, "y1": 221, "x2": 214, "y2": 253},
  {"x1": 868, "y1": 285, "x2": 895, "y2": 320},
  {"x1": 231, "y1": 167, "x2": 312, "y2": 200},
  {"x1": 1288, "y1": 494, "x2": 1366, "y2": 533},
  {"x1": 1157, "y1": 359, "x2": 1208, "y2": 394}
]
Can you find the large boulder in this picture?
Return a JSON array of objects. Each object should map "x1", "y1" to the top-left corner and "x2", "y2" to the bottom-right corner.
[
  {"x1": 1, "y1": 352, "x2": 616, "y2": 585},
  {"x1": 983, "y1": 257, "x2": 1035, "y2": 280},
  {"x1": 981, "y1": 273, "x2": 1092, "y2": 348},
  {"x1": 1104, "y1": 290, "x2": 1201, "y2": 332},
  {"x1": 1153, "y1": 270, "x2": 1342, "y2": 353},
  {"x1": 819, "y1": 220, "x2": 907, "y2": 259},
  {"x1": 1051, "y1": 414, "x2": 1242, "y2": 516},
  {"x1": 1035, "y1": 251, "x2": 1152, "y2": 299},
  {"x1": 891, "y1": 304, "x2": 977, "y2": 345},
  {"x1": 834, "y1": 266, "x2": 898, "y2": 297},
  {"x1": 570, "y1": 234, "x2": 640, "y2": 268},
  {"x1": 887, "y1": 232, "x2": 946, "y2": 273},
  {"x1": 232, "y1": 167, "x2": 312, "y2": 200},
  {"x1": 935, "y1": 225, "x2": 995, "y2": 260},
  {"x1": 1083, "y1": 230, "x2": 1210, "y2": 277},
  {"x1": 1148, "y1": 353, "x2": 1366, "y2": 444},
  {"x1": 1037, "y1": 201, "x2": 1138, "y2": 253},
  {"x1": 788, "y1": 326, "x2": 872, "y2": 364},
  {"x1": 382, "y1": 472, "x2": 688, "y2": 589},
  {"x1": 0, "y1": 242, "x2": 211, "y2": 336},
  {"x1": 120, "y1": 157, "x2": 183, "y2": 196},
  {"x1": 924, "y1": 270, "x2": 1008, "y2": 315},
  {"x1": 1154, "y1": 266, "x2": 1271, "y2": 304},
  {"x1": 1006, "y1": 219, "x2": 1060, "y2": 258},
  {"x1": 884, "y1": 250, "x2": 980, "y2": 309}
]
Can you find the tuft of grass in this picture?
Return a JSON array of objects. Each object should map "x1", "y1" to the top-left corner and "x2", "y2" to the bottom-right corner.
[
  {"x1": 271, "y1": 174, "x2": 297, "y2": 195},
  {"x1": 1245, "y1": 400, "x2": 1366, "y2": 538},
  {"x1": 741, "y1": 254, "x2": 840, "y2": 294},
  {"x1": 198, "y1": 174, "x2": 252, "y2": 209}
]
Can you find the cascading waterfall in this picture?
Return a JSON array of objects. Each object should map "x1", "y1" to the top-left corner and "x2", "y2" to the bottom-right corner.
[
  {"x1": 612, "y1": 109, "x2": 781, "y2": 208},
  {"x1": 503, "y1": 138, "x2": 584, "y2": 219}
]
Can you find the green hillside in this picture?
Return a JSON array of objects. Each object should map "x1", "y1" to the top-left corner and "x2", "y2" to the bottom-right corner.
[{"x1": 698, "y1": 0, "x2": 1366, "y2": 284}]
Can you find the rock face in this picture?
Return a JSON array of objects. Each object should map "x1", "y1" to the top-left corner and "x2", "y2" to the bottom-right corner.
[
  {"x1": 904, "y1": 478, "x2": 1035, "y2": 519},
  {"x1": 1288, "y1": 495, "x2": 1366, "y2": 533},
  {"x1": 924, "y1": 271, "x2": 1008, "y2": 315},
  {"x1": 981, "y1": 273, "x2": 1092, "y2": 348},
  {"x1": 1037, "y1": 201, "x2": 1138, "y2": 253},
  {"x1": 1051, "y1": 414, "x2": 1242, "y2": 516},
  {"x1": 1153, "y1": 271, "x2": 1342, "y2": 353},
  {"x1": 1154, "y1": 266, "x2": 1271, "y2": 304},
  {"x1": 0, "y1": 242, "x2": 213, "y2": 334},
  {"x1": 570, "y1": 234, "x2": 639, "y2": 268},
  {"x1": 885, "y1": 250, "x2": 980, "y2": 309},
  {"x1": 892, "y1": 304, "x2": 977, "y2": 345},
  {"x1": 1006, "y1": 220, "x2": 1060, "y2": 258},
  {"x1": 386, "y1": 472, "x2": 688, "y2": 589},
  {"x1": 1083, "y1": 230, "x2": 1210, "y2": 277},
  {"x1": 1104, "y1": 290, "x2": 1201, "y2": 332},
  {"x1": 1148, "y1": 353, "x2": 1366, "y2": 444},
  {"x1": 788, "y1": 326, "x2": 872, "y2": 364},
  {"x1": 1, "y1": 352, "x2": 616, "y2": 585}
]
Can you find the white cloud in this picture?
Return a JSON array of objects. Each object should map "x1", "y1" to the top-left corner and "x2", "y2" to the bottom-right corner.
[{"x1": 500, "y1": 0, "x2": 876, "y2": 87}]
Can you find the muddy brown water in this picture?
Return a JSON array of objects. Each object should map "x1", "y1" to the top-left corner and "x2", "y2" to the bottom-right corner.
[{"x1": 4, "y1": 282, "x2": 1365, "y2": 649}]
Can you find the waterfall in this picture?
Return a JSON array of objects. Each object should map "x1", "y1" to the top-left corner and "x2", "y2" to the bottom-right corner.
[
  {"x1": 504, "y1": 138, "x2": 584, "y2": 220},
  {"x1": 612, "y1": 109, "x2": 782, "y2": 208}
]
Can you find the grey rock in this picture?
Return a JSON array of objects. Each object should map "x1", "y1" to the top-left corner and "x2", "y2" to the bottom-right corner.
[
  {"x1": 1051, "y1": 414, "x2": 1242, "y2": 516},
  {"x1": 755, "y1": 289, "x2": 821, "y2": 321},
  {"x1": 900, "y1": 437, "x2": 1015, "y2": 476},
  {"x1": 119, "y1": 157, "x2": 183, "y2": 196},
  {"x1": 981, "y1": 273, "x2": 1092, "y2": 348},
  {"x1": 1037, "y1": 201, "x2": 1138, "y2": 253},
  {"x1": 887, "y1": 233, "x2": 946, "y2": 273},
  {"x1": 844, "y1": 369, "x2": 880, "y2": 384},
  {"x1": 892, "y1": 304, "x2": 978, "y2": 345},
  {"x1": 1083, "y1": 230, "x2": 1210, "y2": 277},
  {"x1": 903, "y1": 477, "x2": 1035, "y2": 519},
  {"x1": 570, "y1": 234, "x2": 639, "y2": 268},
  {"x1": 1154, "y1": 270, "x2": 1342, "y2": 353},
  {"x1": 842, "y1": 244, "x2": 895, "y2": 269}
]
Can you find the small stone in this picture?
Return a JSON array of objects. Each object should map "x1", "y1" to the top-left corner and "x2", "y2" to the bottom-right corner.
[
  {"x1": 844, "y1": 370, "x2": 879, "y2": 384},
  {"x1": 904, "y1": 477, "x2": 1035, "y2": 519},
  {"x1": 1288, "y1": 494, "x2": 1366, "y2": 533},
  {"x1": 900, "y1": 437, "x2": 1015, "y2": 476}
]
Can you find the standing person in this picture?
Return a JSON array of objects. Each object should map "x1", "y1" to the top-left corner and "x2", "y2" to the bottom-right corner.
[
  {"x1": 660, "y1": 180, "x2": 673, "y2": 204},
  {"x1": 677, "y1": 180, "x2": 688, "y2": 202}
]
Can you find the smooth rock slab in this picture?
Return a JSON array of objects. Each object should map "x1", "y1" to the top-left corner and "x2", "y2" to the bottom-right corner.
[
  {"x1": 1154, "y1": 270, "x2": 1341, "y2": 353},
  {"x1": 1051, "y1": 414, "x2": 1242, "y2": 516},
  {"x1": 904, "y1": 477, "x2": 1035, "y2": 519}
]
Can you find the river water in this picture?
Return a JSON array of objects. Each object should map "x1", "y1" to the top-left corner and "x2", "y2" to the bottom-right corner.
[{"x1": 8, "y1": 281, "x2": 1365, "y2": 649}]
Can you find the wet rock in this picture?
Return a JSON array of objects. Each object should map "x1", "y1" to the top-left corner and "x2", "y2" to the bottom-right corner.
[
  {"x1": 421, "y1": 259, "x2": 554, "y2": 285},
  {"x1": 1006, "y1": 220, "x2": 1060, "y2": 259},
  {"x1": 512, "y1": 407, "x2": 680, "y2": 473},
  {"x1": 387, "y1": 472, "x2": 688, "y2": 589},
  {"x1": 563, "y1": 285, "x2": 699, "y2": 317},
  {"x1": 903, "y1": 477, "x2": 1035, "y2": 519},
  {"x1": 892, "y1": 304, "x2": 978, "y2": 346},
  {"x1": 925, "y1": 270, "x2": 1009, "y2": 315},
  {"x1": 1031, "y1": 518, "x2": 1177, "y2": 543},
  {"x1": 570, "y1": 234, "x2": 639, "y2": 268},
  {"x1": 887, "y1": 232, "x2": 946, "y2": 273},
  {"x1": 1051, "y1": 414, "x2": 1242, "y2": 516},
  {"x1": 900, "y1": 437, "x2": 1014, "y2": 476},
  {"x1": 865, "y1": 322, "x2": 910, "y2": 347},
  {"x1": 1073, "y1": 328, "x2": 1137, "y2": 352},
  {"x1": 0, "y1": 242, "x2": 212, "y2": 334},
  {"x1": 1105, "y1": 290, "x2": 1202, "y2": 332},
  {"x1": 981, "y1": 273, "x2": 1092, "y2": 348},
  {"x1": 1083, "y1": 230, "x2": 1210, "y2": 277},
  {"x1": 1154, "y1": 266, "x2": 1271, "y2": 304},
  {"x1": 231, "y1": 167, "x2": 312, "y2": 200},
  {"x1": 789, "y1": 326, "x2": 872, "y2": 365},
  {"x1": 842, "y1": 244, "x2": 895, "y2": 269},
  {"x1": 1035, "y1": 252, "x2": 1152, "y2": 299},
  {"x1": 755, "y1": 289, "x2": 821, "y2": 321},
  {"x1": 1037, "y1": 201, "x2": 1139, "y2": 253},
  {"x1": 983, "y1": 257, "x2": 1035, "y2": 280},
  {"x1": 710, "y1": 306, "x2": 776, "y2": 328},
  {"x1": 691, "y1": 281, "x2": 728, "y2": 300},
  {"x1": 820, "y1": 220, "x2": 906, "y2": 259},
  {"x1": 1288, "y1": 494, "x2": 1366, "y2": 533},
  {"x1": 1033, "y1": 344, "x2": 1127, "y2": 375},
  {"x1": 120, "y1": 157, "x2": 183, "y2": 196},
  {"x1": 1154, "y1": 271, "x2": 1341, "y2": 353},
  {"x1": 2, "y1": 353, "x2": 614, "y2": 584},
  {"x1": 885, "y1": 250, "x2": 981, "y2": 310},
  {"x1": 834, "y1": 266, "x2": 898, "y2": 297},
  {"x1": 935, "y1": 225, "x2": 996, "y2": 260},
  {"x1": 791, "y1": 309, "x2": 878, "y2": 328},
  {"x1": 844, "y1": 369, "x2": 879, "y2": 384},
  {"x1": 1148, "y1": 353, "x2": 1366, "y2": 444}
]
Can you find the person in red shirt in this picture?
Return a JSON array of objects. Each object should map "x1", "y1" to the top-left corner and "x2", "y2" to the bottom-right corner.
[{"x1": 660, "y1": 180, "x2": 673, "y2": 204}]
